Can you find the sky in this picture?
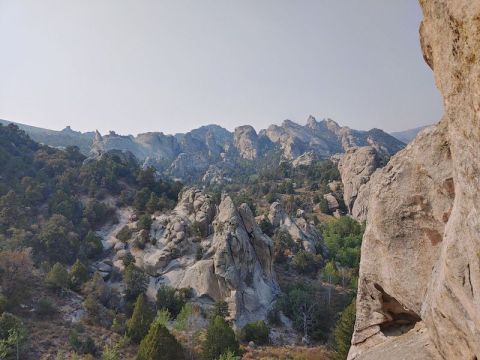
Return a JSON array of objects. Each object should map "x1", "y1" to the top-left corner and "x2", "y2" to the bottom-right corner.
[{"x1": 0, "y1": 0, "x2": 443, "y2": 136}]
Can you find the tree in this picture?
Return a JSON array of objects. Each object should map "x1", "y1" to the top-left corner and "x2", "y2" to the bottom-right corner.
[
  {"x1": 38, "y1": 214, "x2": 79, "y2": 263},
  {"x1": 136, "y1": 318, "x2": 185, "y2": 360},
  {"x1": 145, "y1": 193, "x2": 159, "y2": 214},
  {"x1": 291, "y1": 251, "x2": 322, "y2": 275},
  {"x1": 156, "y1": 285, "x2": 187, "y2": 318},
  {"x1": 239, "y1": 321, "x2": 269, "y2": 345},
  {"x1": 272, "y1": 230, "x2": 296, "y2": 263},
  {"x1": 0, "y1": 312, "x2": 27, "y2": 360},
  {"x1": 124, "y1": 264, "x2": 148, "y2": 301},
  {"x1": 202, "y1": 316, "x2": 239, "y2": 360},
  {"x1": 126, "y1": 294, "x2": 154, "y2": 344},
  {"x1": 0, "y1": 249, "x2": 34, "y2": 308},
  {"x1": 332, "y1": 300, "x2": 356, "y2": 360},
  {"x1": 45, "y1": 262, "x2": 69, "y2": 291},
  {"x1": 137, "y1": 214, "x2": 152, "y2": 231},
  {"x1": 83, "y1": 231, "x2": 104, "y2": 259},
  {"x1": 211, "y1": 300, "x2": 229, "y2": 319},
  {"x1": 69, "y1": 259, "x2": 89, "y2": 291}
]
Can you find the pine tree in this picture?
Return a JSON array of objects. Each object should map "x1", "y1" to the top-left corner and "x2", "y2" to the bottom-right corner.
[
  {"x1": 332, "y1": 300, "x2": 356, "y2": 360},
  {"x1": 45, "y1": 262, "x2": 69, "y2": 291},
  {"x1": 126, "y1": 294, "x2": 153, "y2": 343},
  {"x1": 136, "y1": 319, "x2": 185, "y2": 360},
  {"x1": 69, "y1": 259, "x2": 88, "y2": 291},
  {"x1": 202, "y1": 316, "x2": 239, "y2": 360}
]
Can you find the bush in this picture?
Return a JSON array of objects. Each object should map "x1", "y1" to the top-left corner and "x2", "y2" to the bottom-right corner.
[
  {"x1": 83, "y1": 231, "x2": 104, "y2": 259},
  {"x1": 211, "y1": 300, "x2": 229, "y2": 319},
  {"x1": 0, "y1": 249, "x2": 34, "y2": 308},
  {"x1": 272, "y1": 230, "x2": 296, "y2": 263},
  {"x1": 45, "y1": 262, "x2": 69, "y2": 291},
  {"x1": 202, "y1": 316, "x2": 239, "y2": 360},
  {"x1": 35, "y1": 298, "x2": 57, "y2": 317},
  {"x1": 0, "y1": 312, "x2": 27, "y2": 359},
  {"x1": 126, "y1": 293, "x2": 154, "y2": 344},
  {"x1": 137, "y1": 214, "x2": 152, "y2": 231},
  {"x1": 239, "y1": 321, "x2": 269, "y2": 345},
  {"x1": 291, "y1": 251, "x2": 323, "y2": 275},
  {"x1": 68, "y1": 330, "x2": 96, "y2": 355},
  {"x1": 124, "y1": 264, "x2": 148, "y2": 301},
  {"x1": 156, "y1": 285, "x2": 186, "y2": 318},
  {"x1": 122, "y1": 252, "x2": 136, "y2": 267},
  {"x1": 69, "y1": 259, "x2": 89, "y2": 291},
  {"x1": 115, "y1": 225, "x2": 132, "y2": 242},
  {"x1": 136, "y1": 318, "x2": 185, "y2": 360}
]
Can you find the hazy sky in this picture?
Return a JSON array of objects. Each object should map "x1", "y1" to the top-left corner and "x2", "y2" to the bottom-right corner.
[{"x1": 0, "y1": 0, "x2": 442, "y2": 135}]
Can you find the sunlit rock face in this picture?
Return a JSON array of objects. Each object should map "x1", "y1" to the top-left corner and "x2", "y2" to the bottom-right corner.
[{"x1": 349, "y1": 1, "x2": 480, "y2": 359}]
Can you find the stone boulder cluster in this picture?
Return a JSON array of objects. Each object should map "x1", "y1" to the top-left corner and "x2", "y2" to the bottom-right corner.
[
  {"x1": 268, "y1": 202, "x2": 322, "y2": 254},
  {"x1": 107, "y1": 188, "x2": 279, "y2": 326},
  {"x1": 349, "y1": 1, "x2": 480, "y2": 359}
]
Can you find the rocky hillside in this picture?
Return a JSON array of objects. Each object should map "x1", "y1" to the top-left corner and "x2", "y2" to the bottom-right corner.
[{"x1": 349, "y1": 1, "x2": 480, "y2": 359}]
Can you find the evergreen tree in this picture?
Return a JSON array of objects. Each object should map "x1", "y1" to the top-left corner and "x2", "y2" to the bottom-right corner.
[
  {"x1": 69, "y1": 259, "x2": 89, "y2": 291},
  {"x1": 126, "y1": 294, "x2": 153, "y2": 343},
  {"x1": 124, "y1": 264, "x2": 148, "y2": 301},
  {"x1": 45, "y1": 262, "x2": 69, "y2": 291},
  {"x1": 202, "y1": 316, "x2": 239, "y2": 360},
  {"x1": 332, "y1": 300, "x2": 356, "y2": 360},
  {"x1": 136, "y1": 318, "x2": 185, "y2": 360}
]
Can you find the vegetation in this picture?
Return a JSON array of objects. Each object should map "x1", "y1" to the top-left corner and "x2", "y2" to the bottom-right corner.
[
  {"x1": 123, "y1": 264, "x2": 148, "y2": 301},
  {"x1": 136, "y1": 317, "x2": 185, "y2": 360},
  {"x1": 202, "y1": 316, "x2": 240, "y2": 360},
  {"x1": 45, "y1": 262, "x2": 69, "y2": 291},
  {"x1": 126, "y1": 293, "x2": 154, "y2": 343},
  {"x1": 239, "y1": 321, "x2": 269, "y2": 345},
  {"x1": 156, "y1": 285, "x2": 187, "y2": 318},
  {"x1": 331, "y1": 300, "x2": 356, "y2": 360}
]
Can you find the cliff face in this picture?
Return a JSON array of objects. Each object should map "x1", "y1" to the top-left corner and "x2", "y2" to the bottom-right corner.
[{"x1": 349, "y1": 1, "x2": 480, "y2": 359}]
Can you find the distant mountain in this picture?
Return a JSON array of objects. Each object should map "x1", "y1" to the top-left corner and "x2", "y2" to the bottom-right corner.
[
  {"x1": 0, "y1": 119, "x2": 95, "y2": 154},
  {"x1": 391, "y1": 125, "x2": 431, "y2": 144},
  {"x1": 0, "y1": 116, "x2": 405, "y2": 182}
]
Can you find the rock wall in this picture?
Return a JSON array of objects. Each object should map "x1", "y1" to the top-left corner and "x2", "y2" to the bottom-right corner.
[{"x1": 349, "y1": 1, "x2": 480, "y2": 359}]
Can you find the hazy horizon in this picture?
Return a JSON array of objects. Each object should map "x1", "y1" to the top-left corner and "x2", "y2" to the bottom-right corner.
[{"x1": 0, "y1": 1, "x2": 442, "y2": 135}]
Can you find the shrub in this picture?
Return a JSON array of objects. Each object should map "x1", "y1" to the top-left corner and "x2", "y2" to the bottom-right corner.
[
  {"x1": 126, "y1": 293, "x2": 154, "y2": 343},
  {"x1": 239, "y1": 321, "x2": 269, "y2": 345},
  {"x1": 190, "y1": 221, "x2": 202, "y2": 237},
  {"x1": 211, "y1": 300, "x2": 229, "y2": 319},
  {"x1": 137, "y1": 214, "x2": 152, "y2": 231},
  {"x1": 35, "y1": 298, "x2": 57, "y2": 317},
  {"x1": 69, "y1": 259, "x2": 89, "y2": 291},
  {"x1": 156, "y1": 285, "x2": 186, "y2": 318},
  {"x1": 291, "y1": 251, "x2": 323, "y2": 275},
  {"x1": 136, "y1": 318, "x2": 185, "y2": 360},
  {"x1": 115, "y1": 225, "x2": 132, "y2": 242},
  {"x1": 202, "y1": 316, "x2": 239, "y2": 360},
  {"x1": 83, "y1": 231, "x2": 104, "y2": 259},
  {"x1": 272, "y1": 230, "x2": 296, "y2": 263},
  {"x1": 45, "y1": 262, "x2": 69, "y2": 291},
  {"x1": 218, "y1": 351, "x2": 240, "y2": 360},
  {"x1": 124, "y1": 264, "x2": 148, "y2": 301},
  {"x1": 122, "y1": 252, "x2": 136, "y2": 267},
  {"x1": 68, "y1": 330, "x2": 96, "y2": 355},
  {"x1": 0, "y1": 312, "x2": 27, "y2": 359},
  {"x1": 0, "y1": 249, "x2": 34, "y2": 308}
]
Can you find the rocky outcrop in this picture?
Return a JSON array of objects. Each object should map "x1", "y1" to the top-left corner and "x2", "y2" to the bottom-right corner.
[
  {"x1": 349, "y1": 1, "x2": 480, "y2": 359},
  {"x1": 337, "y1": 146, "x2": 385, "y2": 220},
  {"x1": 109, "y1": 188, "x2": 278, "y2": 326},
  {"x1": 268, "y1": 202, "x2": 322, "y2": 253},
  {"x1": 234, "y1": 125, "x2": 259, "y2": 160},
  {"x1": 292, "y1": 151, "x2": 318, "y2": 168}
]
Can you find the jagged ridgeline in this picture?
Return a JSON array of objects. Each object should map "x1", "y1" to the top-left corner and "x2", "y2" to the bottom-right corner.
[{"x1": 1, "y1": 116, "x2": 405, "y2": 184}]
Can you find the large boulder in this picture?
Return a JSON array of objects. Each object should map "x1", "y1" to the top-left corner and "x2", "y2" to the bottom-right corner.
[
  {"x1": 349, "y1": 1, "x2": 480, "y2": 359},
  {"x1": 337, "y1": 146, "x2": 384, "y2": 220}
]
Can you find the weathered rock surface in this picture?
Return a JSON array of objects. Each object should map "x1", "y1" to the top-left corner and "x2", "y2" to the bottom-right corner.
[
  {"x1": 234, "y1": 125, "x2": 259, "y2": 160},
  {"x1": 111, "y1": 188, "x2": 278, "y2": 326},
  {"x1": 349, "y1": 1, "x2": 480, "y2": 359},
  {"x1": 337, "y1": 146, "x2": 384, "y2": 220},
  {"x1": 268, "y1": 202, "x2": 322, "y2": 253}
]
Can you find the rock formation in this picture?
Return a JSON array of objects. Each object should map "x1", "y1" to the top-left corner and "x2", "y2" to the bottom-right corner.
[
  {"x1": 234, "y1": 125, "x2": 259, "y2": 160},
  {"x1": 349, "y1": 1, "x2": 480, "y2": 359},
  {"x1": 108, "y1": 188, "x2": 279, "y2": 326},
  {"x1": 337, "y1": 146, "x2": 385, "y2": 220},
  {"x1": 268, "y1": 202, "x2": 322, "y2": 253}
]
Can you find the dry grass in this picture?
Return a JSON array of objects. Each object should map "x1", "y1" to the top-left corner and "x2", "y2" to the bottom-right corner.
[{"x1": 242, "y1": 345, "x2": 332, "y2": 360}]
